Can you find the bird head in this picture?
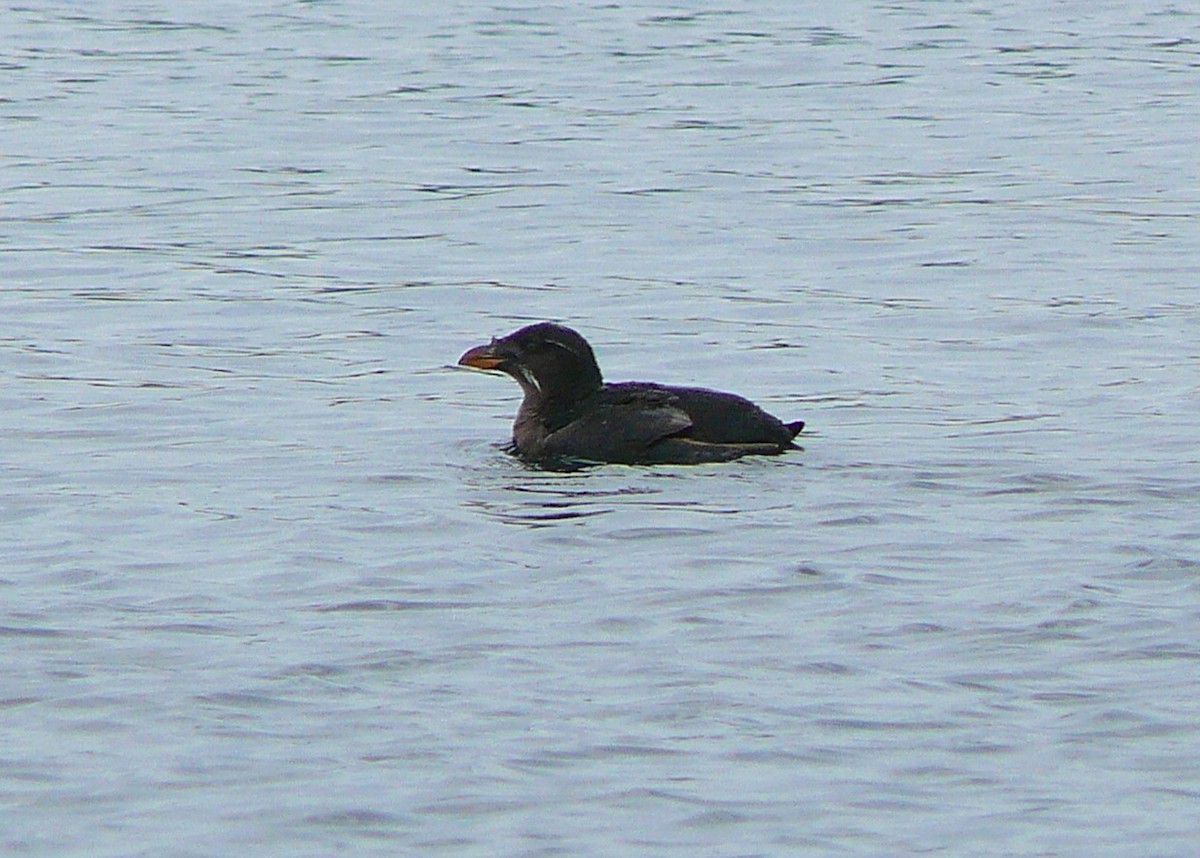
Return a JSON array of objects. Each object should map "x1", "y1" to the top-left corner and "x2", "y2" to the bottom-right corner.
[{"x1": 458, "y1": 322, "x2": 603, "y2": 405}]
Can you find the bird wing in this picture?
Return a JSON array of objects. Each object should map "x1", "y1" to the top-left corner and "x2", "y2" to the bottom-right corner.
[{"x1": 540, "y1": 386, "x2": 692, "y2": 464}]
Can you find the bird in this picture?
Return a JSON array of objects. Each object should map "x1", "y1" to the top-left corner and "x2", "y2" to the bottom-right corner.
[{"x1": 458, "y1": 322, "x2": 804, "y2": 467}]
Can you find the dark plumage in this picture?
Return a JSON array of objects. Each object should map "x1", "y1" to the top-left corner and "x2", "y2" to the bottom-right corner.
[{"x1": 458, "y1": 322, "x2": 804, "y2": 467}]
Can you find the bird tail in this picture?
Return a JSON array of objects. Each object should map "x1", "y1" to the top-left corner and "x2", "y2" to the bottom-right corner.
[{"x1": 785, "y1": 420, "x2": 805, "y2": 438}]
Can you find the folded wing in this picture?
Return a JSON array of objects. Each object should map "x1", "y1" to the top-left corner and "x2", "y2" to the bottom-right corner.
[{"x1": 541, "y1": 386, "x2": 692, "y2": 464}]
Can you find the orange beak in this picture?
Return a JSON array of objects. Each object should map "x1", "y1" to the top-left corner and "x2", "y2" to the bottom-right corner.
[{"x1": 458, "y1": 343, "x2": 506, "y2": 371}]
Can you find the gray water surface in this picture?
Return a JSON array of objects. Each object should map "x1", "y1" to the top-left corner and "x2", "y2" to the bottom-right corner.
[{"x1": 4, "y1": 2, "x2": 1200, "y2": 856}]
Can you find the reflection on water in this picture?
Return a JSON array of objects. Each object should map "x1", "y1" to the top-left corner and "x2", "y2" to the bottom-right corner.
[{"x1": 468, "y1": 480, "x2": 643, "y2": 526}]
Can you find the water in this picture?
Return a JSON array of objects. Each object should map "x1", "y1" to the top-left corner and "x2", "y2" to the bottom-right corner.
[{"x1": 3, "y1": 2, "x2": 1199, "y2": 855}]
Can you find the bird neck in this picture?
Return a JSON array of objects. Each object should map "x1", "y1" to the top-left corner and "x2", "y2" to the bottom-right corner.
[{"x1": 523, "y1": 379, "x2": 598, "y2": 432}]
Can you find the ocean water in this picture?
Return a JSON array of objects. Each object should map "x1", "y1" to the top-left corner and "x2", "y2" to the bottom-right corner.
[{"x1": 3, "y1": 2, "x2": 1199, "y2": 855}]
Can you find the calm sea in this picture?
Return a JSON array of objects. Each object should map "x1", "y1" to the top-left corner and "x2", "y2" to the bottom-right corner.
[{"x1": 3, "y1": 2, "x2": 1199, "y2": 855}]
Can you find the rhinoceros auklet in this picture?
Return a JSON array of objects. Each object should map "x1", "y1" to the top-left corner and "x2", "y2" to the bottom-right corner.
[{"x1": 459, "y1": 322, "x2": 804, "y2": 466}]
